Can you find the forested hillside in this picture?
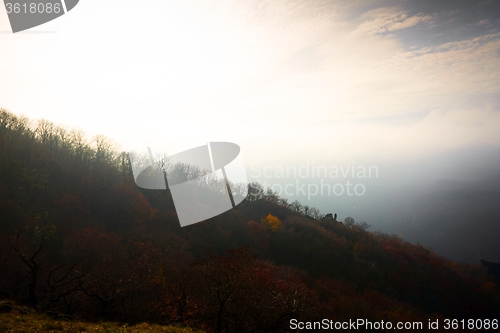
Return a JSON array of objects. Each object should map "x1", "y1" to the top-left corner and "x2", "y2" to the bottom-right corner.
[{"x1": 1, "y1": 108, "x2": 499, "y2": 332}]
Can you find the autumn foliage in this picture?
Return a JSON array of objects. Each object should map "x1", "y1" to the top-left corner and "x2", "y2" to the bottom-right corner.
[
  {"x1": 0, "y1": 109, "x2": 499, "y2": 332},
  {"x1": 261, "y1": 214, "x2": 282, "y2": 231}
]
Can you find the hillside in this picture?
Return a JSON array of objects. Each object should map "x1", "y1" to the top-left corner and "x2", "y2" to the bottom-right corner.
[
  {"x1": 0, "y1": 302, "x2": 203, "y2": 333},
  {"x1": 1, "y1": 108, "x2": 499, "y2": 332},
  {"x1": 382, "y1": 177, "x2": 500, "y2": 264}
]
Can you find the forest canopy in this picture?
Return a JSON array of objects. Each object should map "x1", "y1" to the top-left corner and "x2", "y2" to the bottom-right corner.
[{"x1": 0, "y1": 108, "x2": 499, "y2": 332}]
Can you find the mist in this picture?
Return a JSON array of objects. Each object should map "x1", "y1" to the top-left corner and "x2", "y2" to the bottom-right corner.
[{"x1": 247, "y1": 144, "x2": 500, "y2": 263}]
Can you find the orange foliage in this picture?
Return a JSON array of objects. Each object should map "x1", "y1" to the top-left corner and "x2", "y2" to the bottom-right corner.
[{"x1": 261, "y1": 214, "x2": 282, "y2": 231}]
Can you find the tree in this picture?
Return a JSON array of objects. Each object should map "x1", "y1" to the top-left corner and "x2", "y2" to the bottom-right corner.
[
  {"x1": 309, "y1": 207, "x2": 321, "y2": 220},
  {"x1": 291, "y1": 200, "x2": 303, "y2": 214},
  {"x1": 8, "y1": 235, "x2": 44, "y2": 310},
  {"x1": 355, "y1": 221, "x2": 371, "y2": 230},
  {"x1": 7, "y1": 234, "x2": 85, "y2": 313},
  {"x1": 344, "y1": 216, "x2": 355, "y2": 227},
  {"x1": 277, "y1": 197, "x2": 290, "y2": 208},
  {"x1": 261, "y1": 214, "x2": 282, "y2": 232},
  {"x1": 191, "y1": 248, "x2": 318, "y2": 333},
  {"x1": 247, "y1": 182, "x2": 264, "y2": 201},
  {"x1": 192, "y1": 247, "x2": 257, "y2": 332},
  {"x1": 92, "y1": 134, "x2": 116, "y2": 164},
  {"x1": 264, "y1": 188, "x2": 279, "y2": 203}
]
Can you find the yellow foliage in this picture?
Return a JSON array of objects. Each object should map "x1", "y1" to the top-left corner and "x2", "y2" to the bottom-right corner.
[{"x1": 261, "y1": 214, "x2": 282, "y2": 232}]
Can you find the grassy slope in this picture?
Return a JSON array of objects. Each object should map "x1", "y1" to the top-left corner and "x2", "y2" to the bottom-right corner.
[{"x1": 0, "y1": 311, "x2": 204, "y2": 333}]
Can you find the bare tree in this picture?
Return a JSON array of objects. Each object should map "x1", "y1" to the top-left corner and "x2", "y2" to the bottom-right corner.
[
  {"x1": 309, "y1": 207, "x2": 321, "y2": 220},
  {"x1": 93, "y1": 134, "x2": 116, "y2": 164},
  {"x1": 247, "y1": 182, "x2": 264, "y2": 201},
  {"x1": 344, "y1": 216, "x2": 355, "y2": 227},
  {"x1": 291, "y1": 200, "x2": 303, "y2": 214},
  {"x1": 354, "y1": 221, "x2": 371, "y2": 230},
  {"x1": 8, "y1": 235, "x2": 44, "y2": 310}
]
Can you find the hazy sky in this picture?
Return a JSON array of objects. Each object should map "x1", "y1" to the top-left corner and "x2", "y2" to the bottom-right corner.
[{"x1": 1, "y1": 0, "x2": 500, "y2": 169}]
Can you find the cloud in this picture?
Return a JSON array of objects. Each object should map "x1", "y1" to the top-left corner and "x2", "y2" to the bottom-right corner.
[
  {"x1": 233, "y1": 3, "x2": 500, "y2": 162},
  {"x1": 475, "y1": 19, "x2": 491, "y2": 27},
  {"x1": 353, "y1": 8, "x2": 435, "y2": 36}
]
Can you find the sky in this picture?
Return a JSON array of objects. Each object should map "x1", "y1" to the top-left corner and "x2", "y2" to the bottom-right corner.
[{"x1": 1, "y1": 0, "x2": 500, "y2": 178}]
